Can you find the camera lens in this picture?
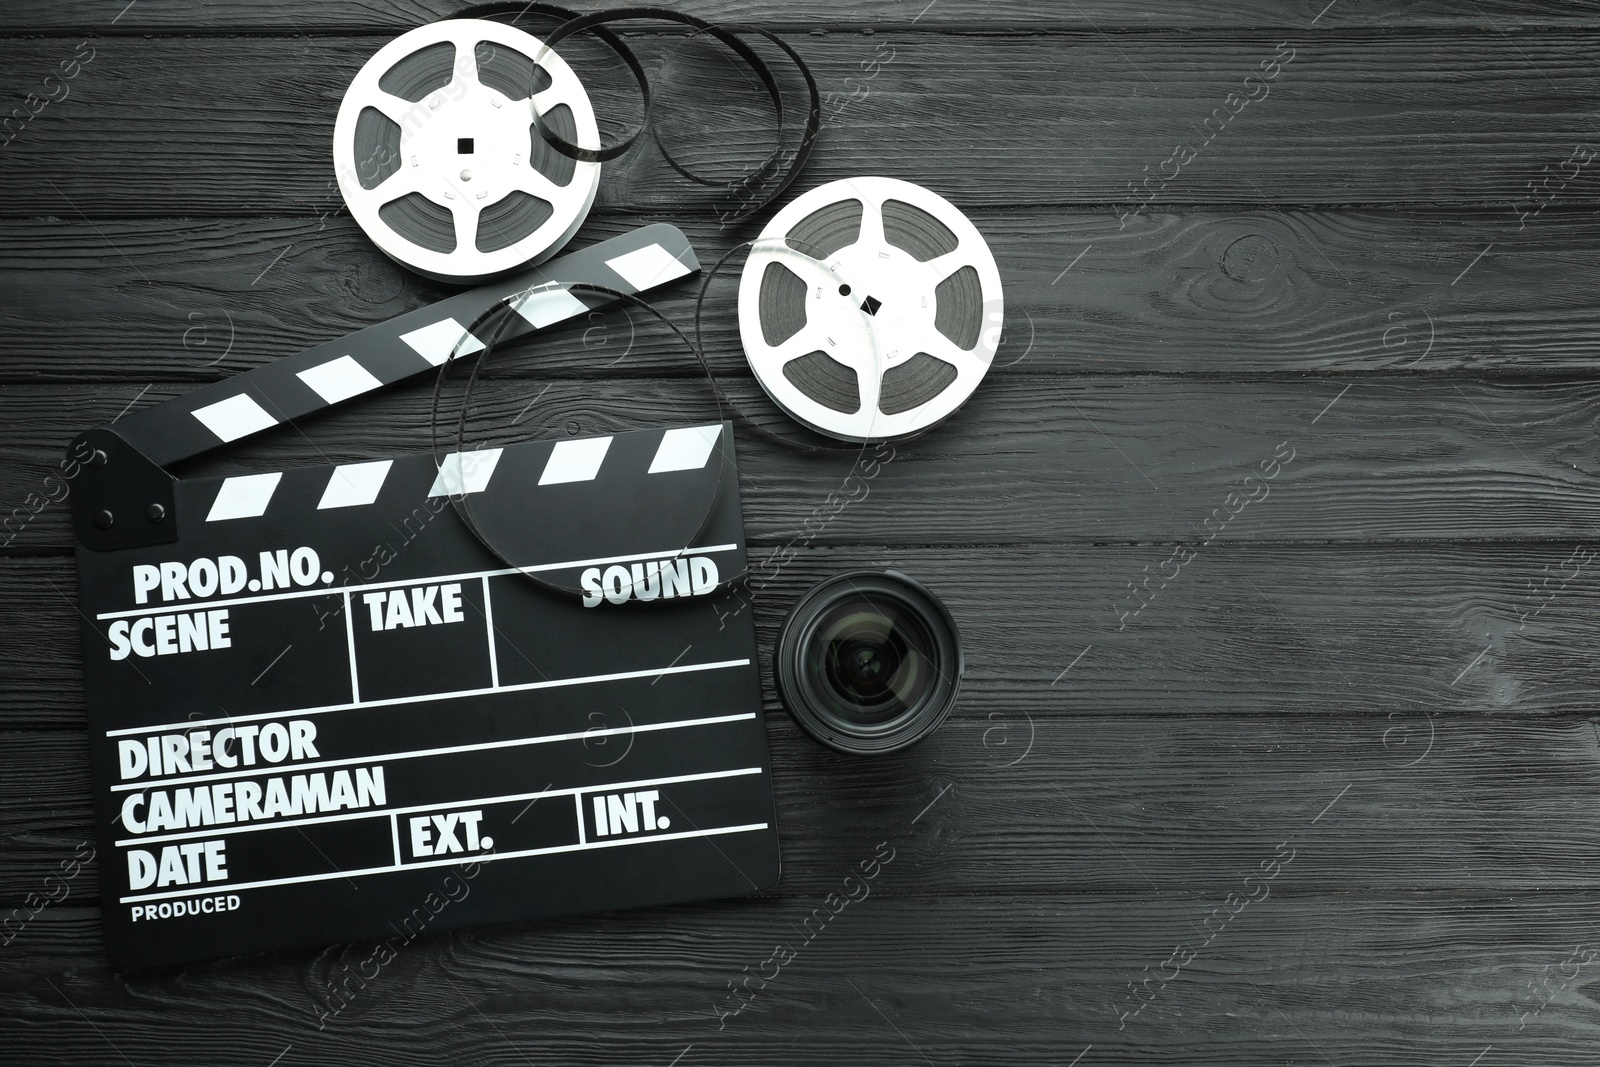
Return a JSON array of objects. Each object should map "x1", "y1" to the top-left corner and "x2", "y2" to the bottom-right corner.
[
  {"x1": 812, "y1": 599, "x2": 933, "y2": 724},
  {"x1": 775, "y1": 571, "x2": 962, "y2": 754}
]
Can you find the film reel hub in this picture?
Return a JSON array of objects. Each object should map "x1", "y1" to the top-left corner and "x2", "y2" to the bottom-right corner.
[
  {"x1": 830, "y1": 234, "x2": 941, "y2": 365},
  {"x1": 395, "y1": 72, "x2": 528, "y2": 203},
  {"x1": 738, "y1": 176, "x2": 1004, "y2": 443},
  {"x1": 334, "y1": 18, "x2": 602, "y2": 283}
]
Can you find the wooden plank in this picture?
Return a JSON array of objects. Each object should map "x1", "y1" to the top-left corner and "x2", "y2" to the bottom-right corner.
[
  {"x1": 3, "y1": 375, "x2": 1600, "y2": 549},
  {"x1": 0, "y1": 893, "x2": 1594, "y2": 1064},
  {"x1": 5, "y1": 32, "x2": 1600, "y2": 214},
  {"x1": 11, "y1": 540, "x2": 1600, "y2": 727},
  {"x1": 10, "y1": 537, "x2": 1600, "y2": 730},
  {"x1": 7, "y1": 710, "x2": 1600, "y2": 903},
  {"x1": 6, "y1": 4, "x2": 1594, "y2": 1064},
  {"x1": 6, "y1": 0, "x2": 1600, "y2": 31},
  {"x1": 5, "y1": 536, "x2": 1600, "y2": 890},
  {"x1": 5, "y1": 207, "x2": 1598, "y2": 383}
]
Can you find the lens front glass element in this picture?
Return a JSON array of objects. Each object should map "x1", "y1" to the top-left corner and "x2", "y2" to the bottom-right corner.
[{"x1": 803, "y1": 596, "x2": 937, "y2": 726}]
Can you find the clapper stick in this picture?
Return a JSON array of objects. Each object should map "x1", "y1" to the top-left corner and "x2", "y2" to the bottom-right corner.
[
  {"x1": 67, "y1": 224, "x2": 782, "y2": 970},
  {"x1": 69, "y1": 224, "x2": 698, "y2": 552}
]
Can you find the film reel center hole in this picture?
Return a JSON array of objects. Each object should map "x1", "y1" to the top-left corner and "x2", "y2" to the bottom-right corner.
[{"x1": 457, "y1": 137, "x2": 474, "y2": 154}]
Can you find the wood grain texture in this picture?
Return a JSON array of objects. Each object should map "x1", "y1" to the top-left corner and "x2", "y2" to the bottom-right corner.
[
  {"x1": 6, "y1": 710, "x2": 1600, "y2": 904},
  {"x1": 7, "y1": 0, "x2": 1600, "y2": 31},
  {"x1": 6, "y1": 542, "x2": 1600, "y2": 731},
  {"x1": 4, "y1": 208, "x2": 1597, "y2": 383},
  {"x1": 2, "y1": 893, "x2": 1598, "y2": 1067},
  {"x1": 5, "y1": 2, "x2": 1600, "y2": 1061},
  {"x1": 5, "y1": 32, "x2": 1600, "y2": 214},
  {"x1": 6, "y1": 376, "x2": 1600, "y2": 550}
]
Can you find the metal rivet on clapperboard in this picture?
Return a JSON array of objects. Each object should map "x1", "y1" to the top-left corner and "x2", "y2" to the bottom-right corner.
[
  {"x1": 89, "y1": 448, "x2": 108, "y2": 469},
  {"x1": 146, "y1": 504, "x2": 166, "y2": 523},
  {"x1": 92, "y1": 509, "x2": 113, "y2": 530}
]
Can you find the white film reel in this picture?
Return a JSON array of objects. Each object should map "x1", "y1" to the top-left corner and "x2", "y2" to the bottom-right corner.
[
  {"x1": 333, "y1": 19, "x2": 602, "y2": 283},
  {"x1": 738, "y1": 177, "x2": 1004, "y2": 443}
]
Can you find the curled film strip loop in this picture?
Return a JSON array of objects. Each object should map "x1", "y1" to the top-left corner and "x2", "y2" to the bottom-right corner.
[
  {"x1": 420, "y1": 232, "x2": 885, "y2": 601},
  {"x1": 639, "y1": 23, "x2": 820, "y2": 216},
  {"x1": 333, "y1": 17, "x2": 605, "y2": 283},
  {"x1": 424, "y1": 280, "x2": 740, "y2": 601},
  {"x1": 456, "y1": 1, "x2": 648, "y2": 167},
  {"x1": 462, "y1": 2, "x2": 821, "y2": 223},
  {"x1": 416, "y1": 180, "x2": 1005, "y2": 597},
  {"x1": 694, "y1": 238, "x2": 887, "y2": 455}
]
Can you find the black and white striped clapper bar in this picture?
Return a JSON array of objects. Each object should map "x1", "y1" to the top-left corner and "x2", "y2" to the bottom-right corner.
[{"x1": 67, "y1": 225, "x2": 781, "y2": 969}]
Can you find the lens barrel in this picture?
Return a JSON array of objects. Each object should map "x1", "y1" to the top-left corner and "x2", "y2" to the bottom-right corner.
[{"x1": 774, "y1": 571, "x2": 963, "y2": 754}]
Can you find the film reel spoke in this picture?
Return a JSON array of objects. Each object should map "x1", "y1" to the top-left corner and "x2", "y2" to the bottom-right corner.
[
  {"x1": 855, "y1": 353, "x2": 884, "y2": 419},
  {"x1": 372, "y1": 164, "x2": 428, "y2": 204},
  {"x1": 530, "y1": 84, "x2": 560, "y2": 111},
  {"x1": 368, "y1": 89, "x2": 425, "y2": 131},
  {"x1": 853, "y1": 193, "x2": 890, "y2": 253},
  {"x1": 512, "y1": 166, "x2": 564, "y2": 204},
  {"x1": 768, "y1": 320, "x2": 836, "y2": 367},
  {"x1": 449, "y1": 30, "x2": 483, "y2": 88},
  {"x1": 923, "y1": 245, "x2": 973, "y2": 286},
  {"x1": 914, "y1": 328, "x2": 984, "y2": 379},
  {"x1": 739, "y1": 177, "x2": 1004, "y2": 443},
  {"x1": 533, "y1": 63, "x2": 589, "y2": 115},
  {"x1": 334, "y1": 18, "x2": 603, "y2": 283},
  {"x1": 450, "y1": 201, "x2": 482, "y2": 251}
]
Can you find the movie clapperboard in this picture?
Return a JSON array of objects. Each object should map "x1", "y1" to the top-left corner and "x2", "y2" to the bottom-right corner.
[{"x1": 68, "y1": 224, "x2": 781, "y2": 969}]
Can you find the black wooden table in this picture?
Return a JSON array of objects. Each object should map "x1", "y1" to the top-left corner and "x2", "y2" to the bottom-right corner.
[{"x1": 4, "y1": 2, "x2": 1600, "y2": 1063}]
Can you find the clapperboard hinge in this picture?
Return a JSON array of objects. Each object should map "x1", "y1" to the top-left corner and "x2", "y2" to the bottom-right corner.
[
  {"x1": 67, "y1": 225, "x2": 783, "y2": 970},
  {"x1": 69, "y1": 223, "x2": 701, "y2": 553}
]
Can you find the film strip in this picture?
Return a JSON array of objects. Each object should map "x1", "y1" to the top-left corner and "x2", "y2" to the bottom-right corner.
[
  {"x1": 70, "y1": 225, "x2": 781, "y2": 969},
  {"x1": 332, "y1": 9, "x2": 821, "y2": 285}
]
